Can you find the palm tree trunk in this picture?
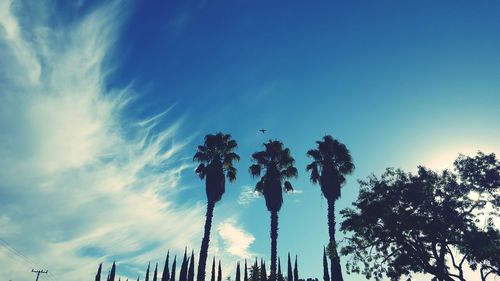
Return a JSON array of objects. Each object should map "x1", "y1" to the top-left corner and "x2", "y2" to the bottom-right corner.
[
  {"x1": 197, "y1": 200, "x2": 216, "y2": 281},
  {"x1": 327, "y1": 199, "x2": 343, "y2": 281},
  {"x1": 270, "y1": 211, "x2": 279, "y2": 281}
]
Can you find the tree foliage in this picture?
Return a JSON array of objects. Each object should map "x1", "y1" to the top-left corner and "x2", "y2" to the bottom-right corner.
[{"x1": 340, "y1": 152, "x2": 499, "y2": 281}]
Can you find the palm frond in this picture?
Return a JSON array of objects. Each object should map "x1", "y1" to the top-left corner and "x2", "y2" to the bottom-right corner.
[
  {"x1": 307, "y1": 149, "x2": 322, "y2": 161},
  {"x1": 249, "y1": 164, "x2": 261, "y2": 177},
  {"x1": 195, "y1": 163, "x2": 206, "y2": 179},
  {"x1": 226, "y1": 166, "x2": 237, "y2": 183},
  {"x1": 283, "y1": 181, "x2": 294, "y2": 192}
]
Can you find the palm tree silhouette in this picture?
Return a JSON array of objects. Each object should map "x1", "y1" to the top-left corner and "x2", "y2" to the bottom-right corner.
[
  {"x1": 250, "y1": 140, "x2": 297, "y2": 281},
  {"x1": 194, "y1": 132, "x2": 240, "y2": 281},
  {"x1": 306, "y1": 135, "x2": 354, "y2": 281}
]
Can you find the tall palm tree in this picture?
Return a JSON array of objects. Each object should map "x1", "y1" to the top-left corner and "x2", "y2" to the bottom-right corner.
[
  {"x1": 194, "y1": 132, "x2": 240, "y2": 281},
  {"x1": 250, "y1": 140, "x2": 297, "y2": 281},
  {"x1": 306, "y1": 135, "x2": 354, "y2": 281}
]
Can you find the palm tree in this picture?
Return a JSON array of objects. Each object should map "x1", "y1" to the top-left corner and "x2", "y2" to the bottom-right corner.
[
  {"x1": 194, "y1": 132, "x2": 240, "y2": 281},
  {"x1": 306, "y1": 135, "x2": 354, "y2": 281},
  {"x1": 250, "y1": 140, "x2": 297, "y2": 281}
]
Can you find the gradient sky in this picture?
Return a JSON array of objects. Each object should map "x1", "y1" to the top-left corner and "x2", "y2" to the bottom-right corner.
[{"x1": 0, "y1": 1, "x2": 499, "y2": 281}]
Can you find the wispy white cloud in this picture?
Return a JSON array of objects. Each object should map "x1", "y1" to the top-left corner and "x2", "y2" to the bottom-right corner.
[
  {"x1": 216, "y1": 219, "x2": 255, "y2": 260},
  {"x1": 0, "y1": 1, "x2": 207, "y2": 280},
  {"x1": 238, "y1": 185, "x2": 260, "y2": 206}
]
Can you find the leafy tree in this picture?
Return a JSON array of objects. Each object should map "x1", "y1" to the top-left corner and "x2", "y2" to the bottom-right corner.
[
  {"x1": 236, "y1": 262, "x2": 241, "y2": 281},
  {"x1": 287, "y1": 254, "x2": 292, "y2": 281},
  {"x1": 250, "y1": 140, "x2": 298, "y2": 281},
  {"x1": 217, "y1": 260, "x2": 222, "y2": 281},
  {"x1": 194, "y1": 133, "x2": 240, "y2": 281},
  {"x1": 188, "y1": 251, "x2": 195, "y2": 281},
  {"x1": 210, "y1": 257, "x2": 216, "y2": 281},
  {"x1": 244, "y1": 260, "x2": 249, "y2": 281},
  {"x1": 96, "y1": 263, "x2": 102, "y2": 281},
  {"x1": 145, "y1": 263, "x2": 150, "y2": 281},
  {"x1": 171, "y1": 256, "x2": 177, "y2": 281},
  {"x1": 307, "y1": 135, "x2": 354, "y2": 281},
  {"x1": 340, "y1": 152, "x2": 499, "y2": 281},
  {"x1": 161, "y1": 251, "x2": 170, "y2": 281},
  {"x1": 250, "y1": 258, "x2": 261, "y2": 281}
]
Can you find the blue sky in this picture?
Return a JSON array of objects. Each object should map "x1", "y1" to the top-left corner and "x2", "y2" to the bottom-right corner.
[{"x1": 0, "y1": 1, "x2": 499, "y2": 281}]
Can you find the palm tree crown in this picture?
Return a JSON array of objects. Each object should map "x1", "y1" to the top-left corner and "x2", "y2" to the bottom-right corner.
[
  {"x1": 194, "y1": 132, "x2": 240, "y2": 203},
  {"x1": 249, "y1": 140, "x2": 298, "y2": 212},
  {"x1": 306, "y1": 135, "x2": 354, "y2": 201}
]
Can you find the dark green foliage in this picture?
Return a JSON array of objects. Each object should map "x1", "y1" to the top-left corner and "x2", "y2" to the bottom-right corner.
[
  {"x1": 162, "y1": 251, "x2": 170, "y2": 281},
  {"x1": 217, "y1": 260, "x2": 222, "y2": 281},
  {"x1": 210, "y1": 257, "x2": 216, "y2": 281},
  {"x1": 179, "y1": 249, "x2": 188, "y2": 281},
  {"x1": 340, "y1": 152, "x2": 499, "y2": 281},
  {"x1": 188, "y1": 251, "x2": 195, "y2": 281},
  {"x1": 250, "y1": 140, "x2": 297, "y2": 281},
  {"x1": 110, "y1": 262, "x2": 116, "y2": 281},
  {"x1": 195, "y1": 133, "x2": 240, "y2": 281},
  {"x1": 260, "y1": 259, "x2": 266, "y2": 281},
  {"x1": 96, "y1": 263, "x2": 102, "y2": 281},
  {"x1": 153, "y1": 263, "x2": 158, "y2": 281},
  {"x1": 244, "y1": 260, "x2": 248, "y2": 281},
  {"x1": 287, "y1": 254, "x2": 292, "y2": 281},
  {"x1": 145, "y1": 263, "x2": 150, "y2": 281},
  {"x1": 293, "y1": 256, "x2": 298, "y2": 281},
  {"x1": 250, "y1": 258, "x2": 260, "y2": 281},
  {"x1": 277, "y1": 258, "x2": 284, "y2": 281},
  {"x1": 171, "y1": 256, "x2": 177, "y2": 281},
  {"x1": 235, "y1": 262, "x2": 241, "y2": 281}
]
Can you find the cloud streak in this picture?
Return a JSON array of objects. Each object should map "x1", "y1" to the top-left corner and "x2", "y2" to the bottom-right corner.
[{"x1": 0, "y1": 1, "x2": 203, "y2": 280}]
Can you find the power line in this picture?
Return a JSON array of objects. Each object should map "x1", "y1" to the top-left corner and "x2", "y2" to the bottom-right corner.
[{"x1": 0, "y1": 238, "x2": 59, "y2": 281}]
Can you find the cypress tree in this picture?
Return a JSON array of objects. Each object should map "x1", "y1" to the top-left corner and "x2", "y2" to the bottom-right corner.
[
  {"x1": 95, "y1": 263, "x2": 102, "y2": 281},
  {"x1": 293, "y1": 256, "x2": 298, "y2": 281},
  {"x1": 287, "y1": 254, "x2": 292, "y2": 281},
  {"x1": 171, "y1": 256, "x2": 177, "y2": 281},
  {"x1": 210, "y1": 257, "x2": 216, "y2": 281},
  {"x1": 277, "y1": 258, "x2": 283, "y2": 281},
  {"x1": 110, "y1": 262, "x2": 116, "y2": 281},
  {"x1": 260, "y1": 259, "x2": 266, "y2": 281},
  {"x1": 323, "y1": 248, "x2": 330, "y2": 281},
  {"x1": 235, "y1": 262, "x2": 241, "y2": 281},
  {"x1": 250, "y1": 258, "x2": 259, "y2": 281},
  {"x1": 217, "y1": 260, "x2": 222, "y2": 281},
  {"x1": 244, "y1": 260, "x2": 248, "y2": 281},
  {"x1": 107, "y1": 271, "x2": 110, "y2": 281},
  {"x1": 162, "y1": 251, "x2": 170, "y2": 281},
  {"x1": 153, "y1": 263, "x2": 158, "y2": 281},
  {"x1": 179, "y1": 249, "x2": 189, "y2": 281},
  {"x1": 188, "y1": 251, "x2": 195, "y2": 281},
  {"x1": 137, "y1": 276, "x2": 140, "y2": 281},
  {"x1": 145, "y1": 263, "x2": 151, "y2": 281}
]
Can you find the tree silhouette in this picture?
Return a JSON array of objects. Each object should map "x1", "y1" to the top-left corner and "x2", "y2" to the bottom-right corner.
[
  {"x1": 250, "y1": 258, "x2": 260, "y2": 281},
  {"x1": 340, "y1": 152, "x2": 499, "y2": 281},
  {"x1": 235, "y1": 262, "x2": 241, "y2": 281},
  {"x1": 210, "y1": 257, "x2": 216, "y2": 281},
  {"x1": 171, "y1": 256, "x2": 177, "y2": 281},
  {"x1": 260, "y1": 259, "x2": 266, "y2": 281},
  {"x1": 277, "y1": 258, "x2": 284, "y2": 281},
  {"x1": 153, "y1": 263, "x2": 158, "y2": 281},
  {"x1": 287, "y1": 254, "x2": 292, "y2": 281},
  {"x1": 250, "y1": 140, "x2": 297, "y2": 281},
  {"x1": 96, "y1": 263, "x2": 102, "y2": 281},
  {"x1": 162, "y1": 251, "x2": 170, "y2": 281},
  {"x1": 110, "y1": 262, "x2": 116, "y2": 281},
  {"x1": 145, "y1": 263, "x2": 150, "y2": 281},
  {"x1": 188, "y1": 251, "x2": 195, "y2": 281},
  {"x1": 179, "y1": 249, "x2": 188, "y2": 281},
  {"x1": 293, "y1": 256, "x2": 298, "y2": 281},
  {"x1": 307, "y1": 135, "x2": 354, "y2": 281},
  {"x1": 194, "y1": 133, "x2": 240, "y2": 281},
  {"x1": 217, "y1": 260, "x2": 222, "y2": 281},
  {"x1": 244, "y1": 260, "x2": 248, "y2": 281}
]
